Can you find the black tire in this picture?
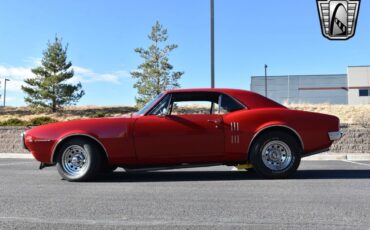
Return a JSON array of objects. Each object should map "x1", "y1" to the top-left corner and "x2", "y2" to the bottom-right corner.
[
  {"x1": 56, "y1": 138, "x2": 103, "y2": 182},
  {"x1": 250, "y1": 131, "x2": 301, "y2": 179}
]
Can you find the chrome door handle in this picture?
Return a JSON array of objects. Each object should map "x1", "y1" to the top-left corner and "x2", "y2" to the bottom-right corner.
[{"x1": 207, "y1": 119, "x2": 223, "y2": 125}]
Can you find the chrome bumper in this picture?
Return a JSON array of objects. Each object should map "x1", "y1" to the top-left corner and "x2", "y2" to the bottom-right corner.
[
  {"x1": 21, "y1": 132, "x2": 28, "y2": 150},
  {"x1": 328, "y1": 131, "x2": 343, "y2": 141}
]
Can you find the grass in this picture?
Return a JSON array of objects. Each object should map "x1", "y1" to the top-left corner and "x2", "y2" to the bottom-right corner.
[
  {"x1": 0, "y1": 104, "x2": 368, "y2": 126},
  {"x1": 0, "y1": 105, "x2": 137, "y2": 125},
  {"x1": 286, "y1": 103, "x2": 370, "y2": 126}
]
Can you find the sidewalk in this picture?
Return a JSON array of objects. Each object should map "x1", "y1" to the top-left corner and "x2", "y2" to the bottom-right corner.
[
  {"x1": 303, "y1": 153, "x2": 370, "y2": 161},
  {"x1": 1, "y1": 152, "x2": 370, "y2": 161},
  {"x1": 0, "y1": 153, "x2": 33, "y2": 159}
]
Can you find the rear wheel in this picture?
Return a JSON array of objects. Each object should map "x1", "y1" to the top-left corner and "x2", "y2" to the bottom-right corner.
[
  {"x1": 250, "y1": 131, "x2": 301, "y2": 179},
  {"x1": 56, "y1": 138, "x2": 103, "y2": 182}
]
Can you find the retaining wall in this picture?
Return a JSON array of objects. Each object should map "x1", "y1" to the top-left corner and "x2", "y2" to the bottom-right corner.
[
  {"x1": 330, "y1": 125, "x2": 370, "y2": 153},
  {"x1": 0, "y1": 126, "x2": 369, "y2": 154},
  {"x1": 0, "y1": 127, "x2": 28, "y2": 153}
]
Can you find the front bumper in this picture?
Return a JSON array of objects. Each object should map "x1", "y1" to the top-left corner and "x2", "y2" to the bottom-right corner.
[
  {"x1": 21, "y1": 132, "x2": 28, "y2": 150},
  {"x1": 328, "y1": 131, "x2": 343, "y2": 141}
]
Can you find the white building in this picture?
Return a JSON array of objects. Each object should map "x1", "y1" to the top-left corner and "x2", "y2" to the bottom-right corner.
[
  {"x1": 250, "y1": 66, "x2": 370, "y2": 105},
  {"x1": 347, "y1": 66, "x2": 370, "y2": 104}
]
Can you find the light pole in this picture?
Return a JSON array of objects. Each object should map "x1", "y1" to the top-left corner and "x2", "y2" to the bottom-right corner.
[
  {"x1": 3, "y1": 78, "x2": 10, "y2": 107},
  {"x1": 210, "y1": 0, "x2": 215, "y2": 88},
  {"x1": 264, "y1": 64, "x2": 268, "y2": 97}
]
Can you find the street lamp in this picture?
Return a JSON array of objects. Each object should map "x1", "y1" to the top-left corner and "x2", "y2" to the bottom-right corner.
[
  {"x1": 210, "y1": 0, "x2": 215, "y2": 88},
  {"x1": 3, "y1": 78, "x2": 10, "y2": 107},
  {"x1": 264, "y1": 64, "x2": 268, "y2": 97}
]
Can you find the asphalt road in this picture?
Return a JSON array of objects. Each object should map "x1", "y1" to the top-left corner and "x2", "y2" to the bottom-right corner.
[{"x1": 0, "y1": 159, "x2": 370, "y2": 230}]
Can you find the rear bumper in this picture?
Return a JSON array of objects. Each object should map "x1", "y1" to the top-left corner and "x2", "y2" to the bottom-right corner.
[{"x1": 328, "y1": 131, "x2": 343, "y2": 141}]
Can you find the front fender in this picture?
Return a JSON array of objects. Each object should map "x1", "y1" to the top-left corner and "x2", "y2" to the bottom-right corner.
[
  {"x1": 50, "y1": 131, "x2": 108, "y2": 163},
  {"x1": 25, "y1": 117, "x2": 138, "y2": 165}
]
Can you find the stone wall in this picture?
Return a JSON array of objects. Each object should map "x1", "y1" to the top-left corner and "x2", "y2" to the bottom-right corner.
[
  {"x1": 0, "y1": 127, "x2": 28, "y2": 153},
  {"x1": 330, "y1": 125, "x2": 370, "y2": 153},
  {"x1": 0, "y1": 126, "x2": 369, "y2": 154}
]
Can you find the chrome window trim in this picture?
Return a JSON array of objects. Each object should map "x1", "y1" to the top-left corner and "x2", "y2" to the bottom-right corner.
[
  {"x1": 142, "y1": 93, "x2": 166, "y2": 116},
  {"x1": 217, "y1": 94, "x2": 222, "y2": 114},
  {"x1": 145, "y1": 91, "x2": 247, "y2": 116},
  {"x1": 247, "y1": 125, "x2": 304, "y2": 155},
  {"x1": 146, "y1": 93, "x2": 172, "y2": 116},
  {"x1": 50, "y1": 133, "x2": 109, "y2": 163},
  {"x1": 166, "y1": 93, "x2": 173, "y2": 115}
]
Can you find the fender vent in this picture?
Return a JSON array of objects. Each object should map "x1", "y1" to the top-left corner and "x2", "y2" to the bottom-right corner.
[{"x1": 230, "y1": 122, "x2": 240, "y2": 144}]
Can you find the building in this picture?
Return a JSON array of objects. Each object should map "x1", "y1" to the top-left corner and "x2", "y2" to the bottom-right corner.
[
  {"x1": 347, "y1": 66, "x2": 370, "y2": 104},
  {"x1": 250, "y1": 66, "x2": 370, "y2": 105}
]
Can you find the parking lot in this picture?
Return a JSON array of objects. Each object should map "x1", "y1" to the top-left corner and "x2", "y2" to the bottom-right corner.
[{"x1": 0, "y1": 159, "x2": 370, "y2": 229}]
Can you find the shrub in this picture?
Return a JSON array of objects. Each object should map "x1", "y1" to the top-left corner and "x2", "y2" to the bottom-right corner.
[
  {"x1": 353, "y1": 112, "x2": 370, "y2": 128},
  {"x1": 0, "y1": 118, "x2": 27, "y2": 126},
  {"x1": 92, "y1": 111, "x2": 106, "y2": 118},
  {"x1": 30, "y1": 106, "x2": 50, "y2": 114},
  {"x1": 27, "y1": 117, "x2": 58, "y2": 126}
]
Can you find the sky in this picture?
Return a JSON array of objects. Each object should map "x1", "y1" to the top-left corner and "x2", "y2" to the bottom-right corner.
[{"x1": 0, "y1": 0, "x2": 369, "y2": 106}]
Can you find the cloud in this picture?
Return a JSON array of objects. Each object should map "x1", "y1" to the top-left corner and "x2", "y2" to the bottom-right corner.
[
  {"x1": 0, "y1": 65, "x2": 33, "y2": 92},
  {"x1": 22, "y1": 57, "x2": 42, "y2": 66},
  {"x1": 0, "y1": 62, "x2": 130, "y2": 93},
  {"x1": 4, "y1": 96, "x2": 20, "y2": 103},
  {"x1": 72, "y1": 66, "x2": 130, "y2": 84}
]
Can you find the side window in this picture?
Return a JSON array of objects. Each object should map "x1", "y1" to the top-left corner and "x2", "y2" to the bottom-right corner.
[
  {"x1": 168, "y1": 92, "x2": 220, "y2": 115},
  {"x1": 172, "y1": 101, "x2": 214, "y2": 115},
  {"x1": 359, "y1": 89, "x2": 369, "y2": 97},
  {"x1": 148, "y1": 92, "x2": 244, "y2": 116},
  {"x1": 149, "y1": 94, "x2": 171, "y2": 115},
  {"x1": 219, "y1": 94, "x2": 245, "y2": 114}
]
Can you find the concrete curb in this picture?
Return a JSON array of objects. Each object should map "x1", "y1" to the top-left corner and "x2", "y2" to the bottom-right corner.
[
  {"x1": 302, "y1": 153, "x2": 370, "y2": 161},
  {"x1": 0, "y1": 153, "x2": 33, "y2": 159},
  {"x1": 0, "y1": 153, "x2": 369, "y2": 161}
]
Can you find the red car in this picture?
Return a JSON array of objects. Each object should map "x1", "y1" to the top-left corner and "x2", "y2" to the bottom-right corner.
[{"x1": 22, "y1": 88, "x2": 342, "y2": 181}]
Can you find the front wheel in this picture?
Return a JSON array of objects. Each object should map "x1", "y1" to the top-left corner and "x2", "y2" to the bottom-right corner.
[
  {"x1": 250, "y1": 131, "x2": 301, "y2": 179},
  {"x1": 56, "y1": 138, "x2": 102, "y2": 182}
]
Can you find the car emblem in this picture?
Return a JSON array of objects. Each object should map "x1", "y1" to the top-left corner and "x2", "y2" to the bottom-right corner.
[{"x1": 317, "y1": 0, "x2": 360, "y2": 40}]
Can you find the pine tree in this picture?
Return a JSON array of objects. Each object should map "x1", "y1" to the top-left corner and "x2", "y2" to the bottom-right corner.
[
  {"x1": 131, "y1": 21, "x2": 184, "y2": 106},
  {"x1": 22, "y1": 36, "x2": 84, "y2": 112}
]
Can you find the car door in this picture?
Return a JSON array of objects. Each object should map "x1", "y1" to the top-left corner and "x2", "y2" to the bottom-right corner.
[{"x1": 133, "y1": 92, "x2": 225, "y2": 165}]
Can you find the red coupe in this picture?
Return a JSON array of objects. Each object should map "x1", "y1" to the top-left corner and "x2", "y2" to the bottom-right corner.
[{"x1": 22, "y1": 88, "x2": 342, "y2": 181}]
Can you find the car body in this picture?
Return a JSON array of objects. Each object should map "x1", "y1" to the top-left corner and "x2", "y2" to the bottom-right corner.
[{"x1": 22, "y1": 88, "x2": 342, "y2": 181}]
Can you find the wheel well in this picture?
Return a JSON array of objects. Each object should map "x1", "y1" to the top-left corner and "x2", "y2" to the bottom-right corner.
[
  {"x1": 52, "y1": 135, "x2": 108, "y2": 164},
  {"x1": 247, "y1": 126, "x2": 304, "y2": 162}
]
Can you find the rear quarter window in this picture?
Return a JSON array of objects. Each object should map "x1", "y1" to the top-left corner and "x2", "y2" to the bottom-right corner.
[{"x1": 219, "y1": 94, "x2": 245, "y2": 114}]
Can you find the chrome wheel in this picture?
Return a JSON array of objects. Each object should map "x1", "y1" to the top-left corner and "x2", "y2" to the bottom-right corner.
[
  {"x1": 61, "y1": 145, "x2": 89, "y2": 177},
  {"x1": 261, "y1": 140, "x2": 292, "y2": 171}
]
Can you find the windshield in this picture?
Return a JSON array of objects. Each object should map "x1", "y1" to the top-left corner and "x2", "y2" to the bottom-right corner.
[{"x1": 135, "y1": 93, "x2": 164, "y2": 115}]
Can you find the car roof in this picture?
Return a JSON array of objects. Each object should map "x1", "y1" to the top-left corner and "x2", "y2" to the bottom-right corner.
[
  {"x1": 165, "y1": 88, "x2": 247, "y2": 94},
  {"x1": 164, "y1": 88, "x2": 285, "y2": 109}
]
